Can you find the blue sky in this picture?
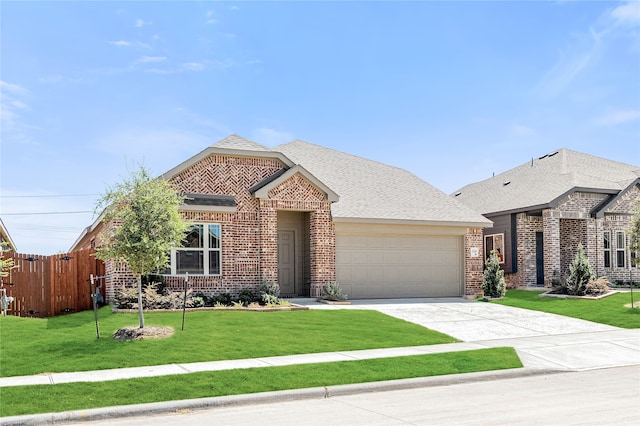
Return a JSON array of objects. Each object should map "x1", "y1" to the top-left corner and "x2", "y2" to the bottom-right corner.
[{"x1": 1, "y1": 1, "x2": 639, "y2": 255}]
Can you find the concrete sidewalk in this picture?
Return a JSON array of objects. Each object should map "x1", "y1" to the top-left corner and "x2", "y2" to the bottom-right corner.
[
  {"x1": 2, "y1": 298, "x2": 639, "y2": 425},
  {"x1": 1, "y1": 314, "x2": 638, "y2": 387},
  {"x1": 2, "y1": 298, "x2": 640, "y2": 387}
]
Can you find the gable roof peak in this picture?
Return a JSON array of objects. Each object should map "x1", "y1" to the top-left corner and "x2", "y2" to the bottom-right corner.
[{"x1": 211, "y1": 134, "x2": 270, "y2": 151}]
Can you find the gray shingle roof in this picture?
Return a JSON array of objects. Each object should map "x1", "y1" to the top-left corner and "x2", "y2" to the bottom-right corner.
[
  {"x1": 276, "y1": 140, "x2": 491, "y2": 225},
  {"x1": 453, "y1": 148, "x2": 640, "y2": 215},
  {"x1": 212, "y1": 134, "x2": 270, "y2": 151}
]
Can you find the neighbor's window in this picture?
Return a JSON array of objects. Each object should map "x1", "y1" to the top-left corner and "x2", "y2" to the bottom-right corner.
[
  {"x1": 603, "y1": 231, "x2": 611, "y2": 268},
  {"x1": 616, "y1": 231, "x2": 626, "y2": 268},
  {"x1": 171, "y1": 223, "x2": 221, "y2": 275},
  {"x1": 485, "y1": 233, "x2": 505, "y2": 264}
]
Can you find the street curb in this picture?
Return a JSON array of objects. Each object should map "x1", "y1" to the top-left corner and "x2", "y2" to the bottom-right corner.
[{"x1": 1, "y1": 367, "x2": 566, "y2": 425}]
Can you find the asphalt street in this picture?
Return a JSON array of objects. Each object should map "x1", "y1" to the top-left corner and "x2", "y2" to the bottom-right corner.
[{"x1": 63, "y1": 365, "x2": 640, "y2": 426}]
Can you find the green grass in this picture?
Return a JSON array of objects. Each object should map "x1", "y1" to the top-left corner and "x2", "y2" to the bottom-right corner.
[
  {"x1": 0, "y1": 307, "x2": 457, "y2": 377},
  {"x1": 493, "y1": 290, "x2": 640, "y2": 328},
  {"x1": 0, "y1": 347, "x2": 522, "y2": 417}
]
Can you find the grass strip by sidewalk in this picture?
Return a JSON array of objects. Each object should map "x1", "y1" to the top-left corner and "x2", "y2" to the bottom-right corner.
[
  {"x1": 0, "y1": 309, "x2": 456, "y2": 377},
  {"x1": 0, "y1": 347, "x2": 521, "y2": 417},
  {"x1": 493, "y1": 290, "x2": 640, "y2": 328}
]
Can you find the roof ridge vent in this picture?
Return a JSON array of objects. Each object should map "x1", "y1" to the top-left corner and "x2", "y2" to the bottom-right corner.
[
  {"x1": 503, "y1": 181, "x2": 511, "y2": 186},
  {"x1": 547, "y1": 151, "x2": 559, "y2": 157},
  {"x1": 538, "y1": 154, "x2": 548, "y2": 160}
]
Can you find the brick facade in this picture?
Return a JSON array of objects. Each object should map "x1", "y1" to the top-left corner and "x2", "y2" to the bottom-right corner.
[
  {"x1": 78, "y1": 147, "x2": 496, "y2": 301},
  {"x1": 464, "y1": 228, "x2": 484, "y2": 298},
  {"x1": 505, "y1": 187, "x2": 640, "y2": 287}
]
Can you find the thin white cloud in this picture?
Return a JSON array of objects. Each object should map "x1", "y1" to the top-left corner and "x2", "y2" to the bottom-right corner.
[
  {"x1": 93, "y1": 127, "x2": 212, "y2": 171},
  {"x1": 38, "y1": 75, "x2": 64, "y2": 84},
  {"x1": 510, "y1": 124, "x2": 534, "y2": 136},
  {"x1": 108, "y1": 40, "x2": 132, "y2": 47},
  {"x1": 534, "y1": 2, "x2": 639, "y2": 98},
  {"x1": 0, "y1": 80, "x2": 29, "y2": 96},
  {"x1": 135, "y1": 19, "x2": 150, "y2": 28},
  {"x1": 251, "y1": 128, "x2": 294, "y2": 147},
  {"x1": 535, "y1": 27, "x2": 603, "y2": 97},
  {"x1": 609, "y1": 1, "x2": 640, "y2": 27},
  {"x1": 11, "y1": 100, "x2": 29, "y2": 110},
  {"x1": 136, "y1": 56, "x2": 167, "y2": 64},
  {"x1": 181, "y1": 62, "x2": 206, "y2": 71},
  {"x1": 107, "y1": 40, "x2": 150, "y2": 49},
  {"x1": 594, "y1": 109, "x2": 640, "y2": 125},
  {"x1": 205, "y1": 9, "x2": 217, "y2": 25},
  {"x1": 0, "y1": 81, "x2": 36, "y2": 145}
]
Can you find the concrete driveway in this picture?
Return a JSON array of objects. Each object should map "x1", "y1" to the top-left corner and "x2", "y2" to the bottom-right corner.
[
  {"x1": 293, "y1": 297, "x2": 640, "y2": 371},
  {"x1": 293, "y1": 297, "x2": 618, "y2": 341}
]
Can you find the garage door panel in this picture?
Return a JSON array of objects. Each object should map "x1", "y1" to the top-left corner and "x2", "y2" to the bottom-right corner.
[{"x1": 336, "y1": 233, "x2": 463, "y2": 299}]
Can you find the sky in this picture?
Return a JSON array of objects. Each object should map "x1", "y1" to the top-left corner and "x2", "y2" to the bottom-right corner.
[{"x1": 1, "y1": 0, "x2": 639, "y2": 255}]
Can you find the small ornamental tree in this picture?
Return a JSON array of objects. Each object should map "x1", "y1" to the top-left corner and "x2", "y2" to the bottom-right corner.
[
  {"x1": 630, "y1": 198, "x2": 640, "y2": 268},
  {"x1": 565, "y1": 243, "x2": 594, "y2": 296},
  {"x1": 482, "y1": 250, "x2": 506, "y2": 298},
  {"x1": 95, "y1": 166, "x2": 190, "y2": 328}
]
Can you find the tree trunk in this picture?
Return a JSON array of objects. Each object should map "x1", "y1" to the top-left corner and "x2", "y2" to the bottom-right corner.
[{"x1": 137, "y1": 275, "x2": 145, "y2": 328}]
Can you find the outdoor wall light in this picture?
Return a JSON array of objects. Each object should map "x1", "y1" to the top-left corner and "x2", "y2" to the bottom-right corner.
[{"x1": 59, "y1": 256, "x2": 73, "y2": 261}]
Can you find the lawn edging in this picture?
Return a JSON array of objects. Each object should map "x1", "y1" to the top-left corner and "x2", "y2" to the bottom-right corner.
[
  {"x1": 111, "y1": 304, "x2": 310, "y2": 313},
  {"x1": 538, "y1": 290, "x2": 619, "y2": 300}
]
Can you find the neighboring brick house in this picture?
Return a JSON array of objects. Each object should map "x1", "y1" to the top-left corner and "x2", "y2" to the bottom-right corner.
[
  {"x1": 72, "y1": 135, "x2": 490, "y2": 301},
  {"x1": 454, "y1": 148, "x2": 640, "y2": 288},
  {"x1": 0, "y1": 218, "x2": 17, "y2": 252}
]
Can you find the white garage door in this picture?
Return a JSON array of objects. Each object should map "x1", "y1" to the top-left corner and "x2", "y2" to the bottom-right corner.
[{"x1": 336, "y1": 231, "x2": 463, "y2": 299}]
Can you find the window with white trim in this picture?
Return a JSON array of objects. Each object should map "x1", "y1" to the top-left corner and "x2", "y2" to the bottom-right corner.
[
  {"x1": 485, "y1": 233, "x2": 505, "y2": 264},
  {"x1": 603, "y1": 231, "x2": 611, "y2": 268},
  {"x1": 616, "y1": 231, "x2": 626, "y2": 268},
  {"x1": 171, "y1": 223, "x2": 221, "y2": 275}
]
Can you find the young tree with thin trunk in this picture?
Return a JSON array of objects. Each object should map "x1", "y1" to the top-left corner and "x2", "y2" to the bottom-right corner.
[
  {"x1": 630, "y1": 198, "x2": 640, "y2": 268},
  {"x1": 95, "y1": 166, "x2": 190, "y2": 328}
]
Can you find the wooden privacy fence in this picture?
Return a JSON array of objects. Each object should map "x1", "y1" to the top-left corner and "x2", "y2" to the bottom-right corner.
[{"x1": 1, "y1": 249, "x2": 105, "y2": 318}]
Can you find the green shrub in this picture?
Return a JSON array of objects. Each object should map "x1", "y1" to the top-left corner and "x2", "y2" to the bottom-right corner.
[
  {"x1": 482, "y1": 250, "x2": 506, "y2": 298},
  {"x1": 238, "y1": 289, "x2": 257, "y2": 306},
  {"x1": 213, "y1": 293, "x2": 232, "y2": 306},
  {"x1": 564, "y1": 244, "x2": 594, "y2": 296},
  {"x1": 322, "y1": 282, "x2": 348, "y2": 301},
  {"x1": 259, "y1": 279, "x2": 281, "y2": 305}
]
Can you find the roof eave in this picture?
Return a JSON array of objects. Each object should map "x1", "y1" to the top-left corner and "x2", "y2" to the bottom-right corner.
[
  {"x1": 252, "y1": 165, "x2": 339, "y2": 202},
  {"x1": 160, "y1": 147, "x2": 295, "y2": 181},
  {"x1": 333, "y1": 216, "x2": 492, "y2": 228},
  {"x1": 592, "y1": 179, "x2": 639, "y2": 218}
]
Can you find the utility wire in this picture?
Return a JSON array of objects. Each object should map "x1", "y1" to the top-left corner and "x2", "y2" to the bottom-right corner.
[
  {"x1": 0, "y1": 194, "x2": 99, "y2": 198},
  {"x1": 1, "y1": 211, "x2": 93, "y2": 215}
]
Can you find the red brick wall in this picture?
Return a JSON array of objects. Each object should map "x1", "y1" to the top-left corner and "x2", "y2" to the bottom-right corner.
[
  {"x1": 464, "y1": 228, "x2": 484, "y2": 298},
  {"x1": 509, "y1": 187, "x2": 640, "y2": 288}
]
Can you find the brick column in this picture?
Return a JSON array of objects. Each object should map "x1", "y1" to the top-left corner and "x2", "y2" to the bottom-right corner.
[
  {"x1": 258, "y1": 200, "x2": 278, "y2": 284},
  {"x1": 464, "y1": 228, "x2": 484, "y2": 298},
  {"x1": 309, "y1": 207, "x2": 336, "y2": 298},
  {"x1": 542, "y1": 209, "x2": 561, "y2": 287}
]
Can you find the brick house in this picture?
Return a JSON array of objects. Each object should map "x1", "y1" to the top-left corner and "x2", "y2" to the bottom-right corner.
[
  {"x1": 72, "y1": 135, "x2": 490, "y2": 301},
  {"x1": 0, "y1": 218, "x2": 17, "y2": 252},
  {"x1": 454, "y1": 148, "x2": 640, "y2": 288}
]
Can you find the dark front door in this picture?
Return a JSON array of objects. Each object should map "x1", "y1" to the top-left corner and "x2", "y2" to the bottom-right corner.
[
  {"x1": 535, "y1": 232, "x2": 544, "y2": 286},
  {"x1": 278, "y1": 230, "x2": 296, "y2": 295}
]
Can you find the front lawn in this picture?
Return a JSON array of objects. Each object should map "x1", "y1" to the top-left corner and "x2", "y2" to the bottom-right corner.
[
  {"x1": 493, "y1": 290, "x2": 640, "y2": 328},
  {"x1": 0, "y1": 307, "x2": 457, "y2": 377},
  {"x1": 0, "y1": 347, "x2": 521, "y2": 417}
]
